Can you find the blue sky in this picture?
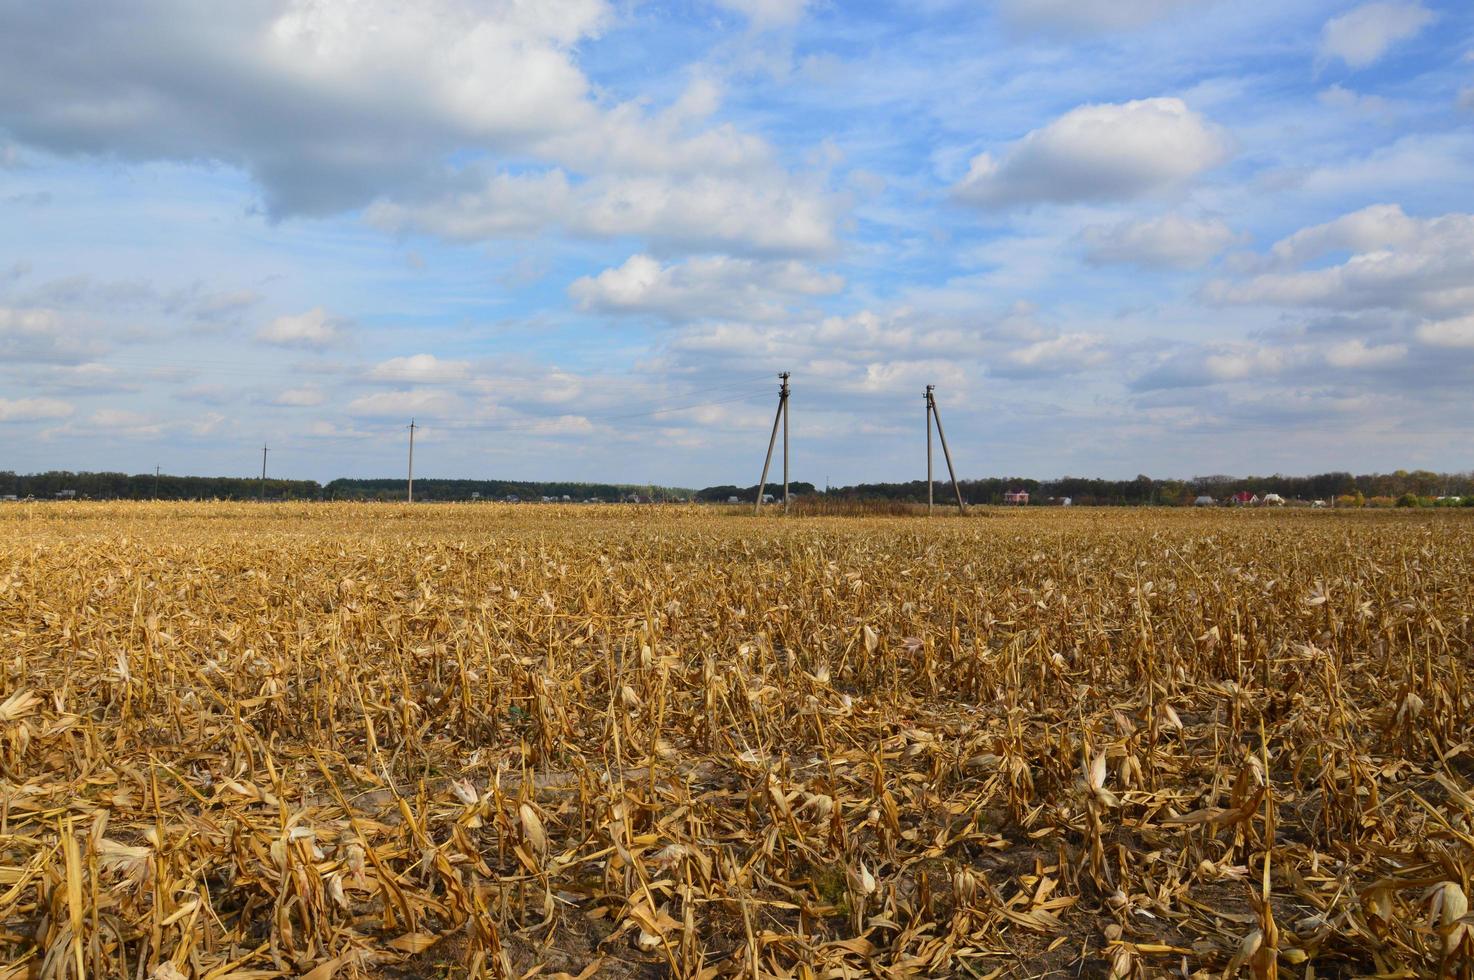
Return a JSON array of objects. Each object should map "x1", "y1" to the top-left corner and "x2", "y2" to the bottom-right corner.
[{"x1": 2, "y1": 0, "x2": 1472, "y2": 486}]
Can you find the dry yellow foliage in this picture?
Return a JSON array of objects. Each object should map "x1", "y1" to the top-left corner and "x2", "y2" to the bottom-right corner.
[{"x1": 1, "y1": 501, "x2": 1472, "y2": 978}]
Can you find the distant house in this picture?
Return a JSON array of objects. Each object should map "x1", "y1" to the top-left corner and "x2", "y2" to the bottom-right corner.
[
  {"x1": 1260, "y1": 493, "x2": 1285, "y2": 506},
  {"x1": 55, "y1": 489, "x2": 77, "y2": 499},
  {"x1": 1231, "y1": 491, "x2": 1257, "y2": 506},
  {"x1": 727, "y1": 495, "x2": 741, "y2": 504},
  {"x1": 1194, "y1": 495, "x2": 1217, "y2": 507},
  {"x1": 1003, "y1": 490, "x2": 1029, "y2": 505}
]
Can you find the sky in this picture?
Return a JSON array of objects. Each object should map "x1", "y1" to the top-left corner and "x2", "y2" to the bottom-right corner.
[{"x1": 2, "y1": 0, "x2": 1473, "y2": 487}]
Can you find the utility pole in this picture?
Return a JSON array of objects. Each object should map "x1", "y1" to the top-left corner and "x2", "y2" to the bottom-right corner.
[
  {"x1": 925, "y1": 386, "x2": 966, "y2": 514},
  {"x1": 926, "y1": 386, "x2": 934, "y2": 516},
  {"x1": 154, "y1": 465, "x2": 160, "y2": 501},
  {"x1": 259, "y1": 444, "x2": 268, "y2": 502},
  {"x1": 406, "y1": 419, "x2": 417, "y2": 503},
  {"x1": 754, "y1": 372, "x2": 791, "y2": 514},
  {"x1": 782, "y1": 372, "x2": 790, "y2": 513}
]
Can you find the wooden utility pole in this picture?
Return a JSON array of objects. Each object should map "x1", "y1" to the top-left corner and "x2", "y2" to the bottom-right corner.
[
  {"x1": 259, "y1": 444, "x2": 268, "y2": 502},
  {"x1": 925, "y1": 387, "x2": 966, "y2": 514},
  {"x1": 754, "y1": 372, "x2": 791, "y2": 514},
  {"x1": 154, "y1": 465, "x2": 160, "y2": 501},
  {"x1": 406, "y1": 419, "x2": 417, "y2": 503}
]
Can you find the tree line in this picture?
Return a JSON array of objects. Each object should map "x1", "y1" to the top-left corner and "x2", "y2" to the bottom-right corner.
[
  {"x1": 0, "y1": 471, "x2": 690, "y2": 502},
  {"x1": 3, "y1": 469, "x2": 1470, "y2": 506},
  {"x1": 788, "y1": 471, "x2": 1474, "y2": 506}
]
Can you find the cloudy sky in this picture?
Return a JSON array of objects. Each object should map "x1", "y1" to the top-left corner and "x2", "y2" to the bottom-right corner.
[{"x1": 3, "y1": 0, "x2": 1472, "y2": 486}]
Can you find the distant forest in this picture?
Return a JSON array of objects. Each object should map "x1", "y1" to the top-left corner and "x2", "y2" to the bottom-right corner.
[{"x1": 4, "y1": 469, "x2": 1472, "y2": 506}]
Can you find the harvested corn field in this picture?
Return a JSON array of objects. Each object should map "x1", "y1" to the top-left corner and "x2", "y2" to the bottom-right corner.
[{"x1": 2, "y1": 503, "x2": 1474, "y2": 979}]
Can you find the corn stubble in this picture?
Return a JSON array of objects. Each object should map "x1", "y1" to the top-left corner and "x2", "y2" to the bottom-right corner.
[{"x1": 2, "y1": 502, "x2": 1472, "y2": 979}]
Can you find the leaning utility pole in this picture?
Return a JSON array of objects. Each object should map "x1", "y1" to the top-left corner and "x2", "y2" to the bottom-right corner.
[
  {"x1": 259, "y1": 444, "x2": 268, "y2": 502},
  {"x1": 925, "y1": 386, "x2": 966, "y2": 514},
  {"x1": 406, "y1": 418, "x2": 417, "y2": 503},
  {"x1": 154, "y1": 465, "x2": 160, "y2": 501},
  {"x1": 754, "y1": 372, "x2": 791, "y2": 514}
]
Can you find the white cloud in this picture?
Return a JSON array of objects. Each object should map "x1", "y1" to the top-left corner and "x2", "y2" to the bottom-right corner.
[
  {"x1": 953, "y1": 99, "x2": 1230, "y2": 209},
  {"x1": 1133, "y1": 343, "x2": 1302, "y2": 390},
  {"x1": 85, "y1": 408, "x2": 165, "y2": 436},
  {"x1": 370, "y1": 354, "x2": 472, "y2": 383},
  {"x1": 347, "y1": 389, "x2": 461, "y2": 418},
  {"x1": 0, "y1": 396, "x2": 74, "y2": 422},
  {"x1": 997, "y1": 0, "x2": 1195, "y2": 33},
  {"x1": 305, "y1": 420, "x2": 374, "y2": 440},
  {"x1": 0, "y1": 0, "x2": 818, "y2": 246},
  {"x1": 570, "y1": 254, "x2": 841, "y2": 321},
  {"x1": 1317, "y1": 84, "x2": 1395, "y2": 117},
  {"x1": 190, "y1": 289, "x2": 263, "y2": 322},
  {"x1": 367, "y1": 171, "x2": 837, "y2": 255},
  {"x1": 1293, "y1": 132, "x2": 1474, "y2": 197},
  {"x1": 0, "y1": 0, "x2": 614, "y2": 215},
  {"x1": 1320, "y1": 2, "x2": 1434, "y2": 69},
  {"x1": 1208, "y1": 206, "x2": 1474, "y2": 316},
  {"x1": 1417, "y1": 315, "x2": 1474, "y2": 348},
  {"x1": 712, "y1": 0, "x2": 809, "y2": 28},
  {"x1": 1264, "y1": 203, "x2": 1418, "y2": 267},
  {"x1": 995, "y1": 333, "x2": 1109, "y2": 377},
  {"x1": 256, "y1": 307, "x2": 346, "y2": 348},
  {"x1": 189, "y1": 411, "x2": 227, "y2": 436},
  {"x1": 0, "y1": 306, "x2": 98, "y2": 363},
  {"x1": 273, "y1": 386, "x2": 327, "y2": 406},
  {"x1": 1082, "y1": 213, "x2": 1241, "y2": 268},
  {"x1": 1324, "y1": 338, "x2": 1407, "y2": 368}
]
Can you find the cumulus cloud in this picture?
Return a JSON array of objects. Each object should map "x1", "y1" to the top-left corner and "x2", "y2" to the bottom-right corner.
[
  {"x1": 997, "y1": 0, "x2": 1196, "y2": 33},
  {"x1": 953, "y1": 99, "x2": 1230, "y2": 209},
  {"x1": 1082, "y1": 213, "x2": 1241, "y2": 268},
  {"x1": 1207, "y1": 206, "x2": 1474, "y2": 317},
  {"x1": 304, "y1": 420, "x2": 374, "y2": 440},
  {"x1": 1320, "y1": 2, "x2": 1434, "y2": 69},
  {"x1": 1324, "y1": 338, "x2": 1408, "y2": 368},
  {"x1": 367, "y1": 171, "x2": 837, "y2": 256},
  {"x1": 1417, "y1": 315, "x2": 1474, "y2": 348},
  {"x1": 370, "y1": 354, "x2": 472, "y2": 383},
  {"x1": 0, "y1": 0, "x2": 828, "y2": 255},
  {"x1": 570, "y1": 254, "x2": 841, "y2": 321},
  {"x1": 0, "y1": 306, "x2": 98, "y2": 363},
  {"x1": 273, "y1": 385, "x2": 327, "y2": 406},
  {"x1": 347, "y1": 388, "x2": 461, "y2": 418},
  {"x1": 1262, "y1": 203, "x2": 1419, "y2": 267},
  {"x1": 77, "y1": 408, "x2": 165, "y2": 437},
  {"x1": 1132, "y1": 344, "x2": 1300, "y2": 391},
  {"x1": 712, "y1": 0, "x2": 809, "y2": 28},
  {"x1": 0, "y1": 396, "x2": 74, "y2": 422},
  {"x1": 994, "y1": 333, "x2": 1109, "y2": 377},
  {"x1": 256, "y1": 307, "x2": 346, "y2": 348},
  {"x1": 0, "y1": 0, "x2": 614, "y2": 216}
]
